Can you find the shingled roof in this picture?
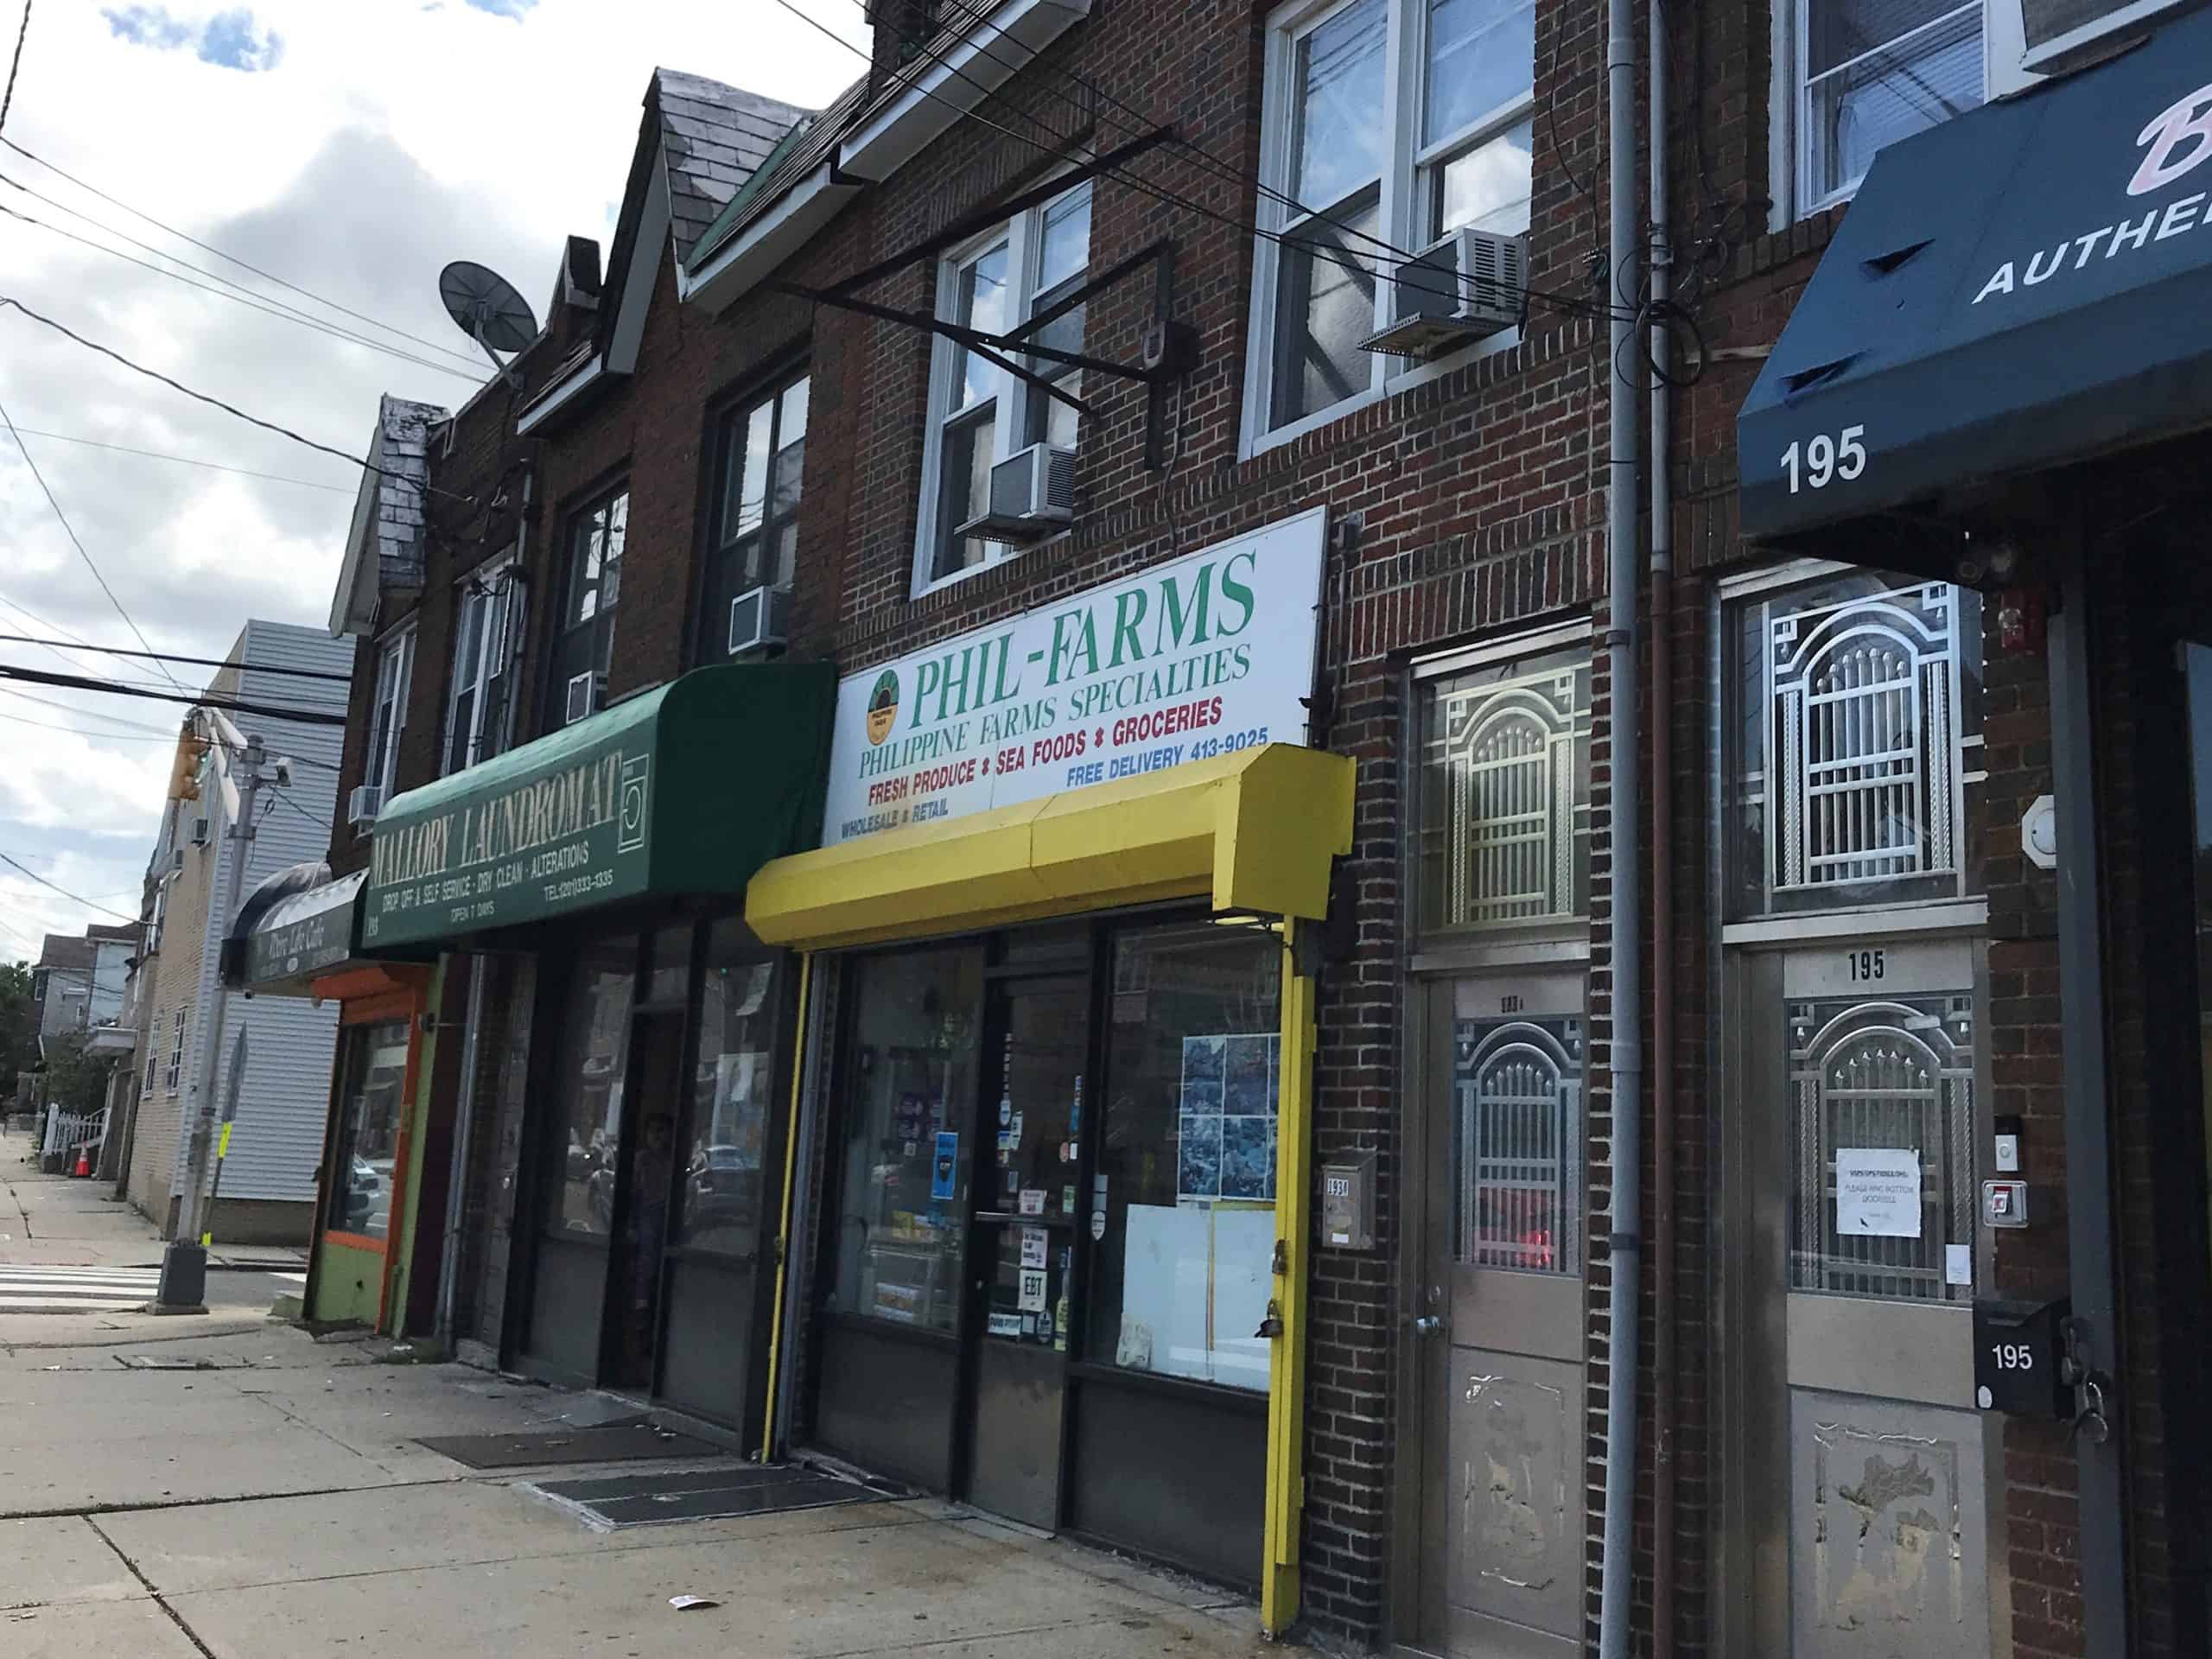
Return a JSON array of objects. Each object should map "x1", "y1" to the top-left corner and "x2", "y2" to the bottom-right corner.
[{"x1": 652, "y1": 70, "x2": 814, "y2": 264}]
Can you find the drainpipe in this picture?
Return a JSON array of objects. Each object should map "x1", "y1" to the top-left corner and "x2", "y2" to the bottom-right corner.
[
  {"x1": 1645, "y1": 0, "x2": 1676, "y2": 1649},
  {"x1": 1595, "y1": 0, "x2": 1646, "y2": 1639},
  {"x1": 433, "y1": 467, "x2": 534, "y2": 1349}
]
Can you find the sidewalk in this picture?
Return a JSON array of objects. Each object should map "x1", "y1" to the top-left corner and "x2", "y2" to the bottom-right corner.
[{"x1": 1, "y1": 1195, "x2": 1287, "y2": 1657}]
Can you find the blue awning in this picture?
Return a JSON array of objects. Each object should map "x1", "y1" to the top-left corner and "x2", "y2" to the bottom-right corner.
[{"x1": 1738, "y1": 6, "x2": 2212, "y2": 546}]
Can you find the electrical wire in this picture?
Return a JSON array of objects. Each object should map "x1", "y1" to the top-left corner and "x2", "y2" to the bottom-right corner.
[
  {"x1": 0, "y1": 135, "x2": 499, "y2": 372},
  {"x1": 0, "y1": 591, "x2": 179, "y2": 695},
  {"x1": 0, "y1": 392, "x2": 188, "y2": 692},
  {"x1": 0, "y1": 634, "x2": 355, "y2": 682},
  {"x1": 1, "y1": 424, "x2": 353, "y2": 493},
  {"x1": 0, "y1": 706, "x2": 178, "y2": 741},
  {"x1": 0, "y1": 197, "x2": 486, "y2": 383},
  {"x1": 817, "y1": 0, "x2": 1628, "y2": 325},
  {"x1": 0, "y1": 683, "x2": 183, "y2": 735},
  {"x1": 0, "y1": 296, "x2": 471, "y2": 503},
  {"x1": 0, "y1": 663, "x2": 347, "y2": 726},
  {"x1": 0, "y1": 850, "x2": 138, "y2": 922},
  {"x1": 0, "y1": 1, "x2": 27, "y2": 137}
]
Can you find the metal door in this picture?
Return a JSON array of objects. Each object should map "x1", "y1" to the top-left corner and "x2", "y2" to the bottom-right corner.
[
  {"x1": 1415, "y1": 970, "x2": 1586, "y2": 1658},
  {"x1": 1738, "y1": 936, "x2": 1993, "y2": 1658},
  {"x1": 961, "y1": 977, "x2": 1085, "y2": 1529}
]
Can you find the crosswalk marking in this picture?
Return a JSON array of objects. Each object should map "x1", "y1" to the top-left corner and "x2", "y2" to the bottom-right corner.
[{"x1": 0, "y1": 1264, "x2": 160, "y2": 1313}]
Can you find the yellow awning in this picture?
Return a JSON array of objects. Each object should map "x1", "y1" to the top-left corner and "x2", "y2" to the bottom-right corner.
[{"x1": 747, "y1": 743, "x2": 1355, "y2": 950}]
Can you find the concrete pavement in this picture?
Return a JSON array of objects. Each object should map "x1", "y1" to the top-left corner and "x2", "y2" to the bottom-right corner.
[{"x1": 0, "y1": 1169, "x2": 1291, "y2": 1659}]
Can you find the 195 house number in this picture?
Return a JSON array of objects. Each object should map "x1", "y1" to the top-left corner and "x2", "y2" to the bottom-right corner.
[
  {"x1": 1989, "y1": 1343, "x2": 2035, "y2": 1372},
  {"x1": 1781, "y1": 426, "x2": 1866, "y2": 493}
]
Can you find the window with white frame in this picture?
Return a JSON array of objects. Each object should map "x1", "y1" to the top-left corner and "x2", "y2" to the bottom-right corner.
[
  {"x1": 365, "y1": 625, "x2": 415, "y2": 802},
  {"x1": 144, "y1": 1026, "x2": 159, "y2": 1094},
  {"x1": 164, "y1": 1007, "x2": 184, "y2": 1094},
  {"x1": 548, "y1": 485, "x2": 626, "y2": 726},
  {"x1": 915, "y1": 179, "x2": 1092, "y2": 592},
  {"x1": 1786, "y1": 0, "x2": 2010, "y2": 218},
  {"x1": 1248, "y1": 0, "x2": 1535, "y2": 443},
  {"x1": 444, "y1": 562, "x2": 514, "y2": 775}
]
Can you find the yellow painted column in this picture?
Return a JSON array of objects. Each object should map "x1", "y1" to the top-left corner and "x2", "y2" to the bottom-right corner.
[
  {"x1": 759, "y1": 950, "x2": 813, "y2": 1465},
  {"x1": 1262, "y1": 920, "x2": 1317, "y2": 1637}
]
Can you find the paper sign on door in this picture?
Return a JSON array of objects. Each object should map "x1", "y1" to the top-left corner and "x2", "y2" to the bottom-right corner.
[
  {"x1": 1835, "y1": 1147, "x2": 1923, "y2": 1238},
  {"x1": 1017, "y1": 1268, "x2": 1048, "y2": 1312},
  {"x1": 1020, "y1": 1227, "x2": 1048, "y2": 1268}
]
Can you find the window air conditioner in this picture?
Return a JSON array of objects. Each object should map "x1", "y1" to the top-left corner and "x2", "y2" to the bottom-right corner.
[
  {"x1": 564, "y1": 671, "x2": 607, "y2": 727},
  {"x1": 189, "y1": 817, "x2": 210, "y2": 847},
  {"x1": 1360, "y1": 227, "x2": 1528, "y2": 359},
  {"x1": 728, "y1": 584, "x2": 792, "y2": 656},
  {"x1": 956, "y1": 442, "x2": 1076, "y2": 542},
  {"x1": 346, "y1": 785, "x2": 384, "y2": 828}
]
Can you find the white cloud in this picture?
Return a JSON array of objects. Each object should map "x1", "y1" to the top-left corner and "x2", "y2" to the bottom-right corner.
[{"x1": 0, "y1": 0, "x2": 869, "y2": 955}]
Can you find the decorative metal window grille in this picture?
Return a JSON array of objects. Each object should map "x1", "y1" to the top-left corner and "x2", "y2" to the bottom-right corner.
[
  {"x1": 1766, "y1": 583, "x2": 1961, "y2": 895},
  {"x1": 1789, "y1": 992, "x2": 1975, "y2": 1302},
  {"x1": 1435, "y1": 665, "x2": 1590, "y2": 926},
  {"x1": 1454, "y1": 1015, "x2": 1582, "y2": 1273}
]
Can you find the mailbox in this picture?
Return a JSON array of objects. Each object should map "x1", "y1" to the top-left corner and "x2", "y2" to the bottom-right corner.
[
  {"x1": 1972, "y1": 1296, "x2": 2071, "y2": 1419},
  {"x1": 1320, "y1": 1152, "x2": 1376, "y2": 1250}
]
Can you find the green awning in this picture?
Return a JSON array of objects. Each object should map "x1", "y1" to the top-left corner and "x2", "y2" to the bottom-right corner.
[{"x1": 360, "y1": 661, "x2": 836, "y2": 951}]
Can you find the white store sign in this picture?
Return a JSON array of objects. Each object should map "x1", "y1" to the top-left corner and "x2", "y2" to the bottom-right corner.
[{"x1": 821, "y1": 509, "x2": 1327, "y2": 845}]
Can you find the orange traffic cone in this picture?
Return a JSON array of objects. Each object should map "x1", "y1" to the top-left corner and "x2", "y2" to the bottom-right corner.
[{"x1": 72, "y1": 1147, "x2": 89, "y2": 1178}]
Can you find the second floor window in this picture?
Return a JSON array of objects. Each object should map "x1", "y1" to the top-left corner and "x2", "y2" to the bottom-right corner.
[
  {"x1": 445, "y1": 561, "x2": 515, "y2": 774},
  {"x1": 915, "y1": 180, "x2": 1092, "y2": 594},
  {"x1": 165, "y1": 1007, "x2": 185, "y2": 1093},
  {"x1": 699, "y1": 372, "x2": 809, "y2": 664},
  {"x1": 365, "y1": 625, "x2": 415, "y2": 802},
  {"x1": 1794, "y1": 0, "x2": 1986, "y2": 213},
  {"x1": 1248, "y1": 0, "x2": 1535, "y2": 443},
  {"x1": 550, "y1": 485, "x2": 627, "y2": 727}
]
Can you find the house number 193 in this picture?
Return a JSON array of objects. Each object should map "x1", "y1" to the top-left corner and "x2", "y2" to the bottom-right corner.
[{"x1": 1781, "y1": 426, "x2": 1866, "y2": 493}]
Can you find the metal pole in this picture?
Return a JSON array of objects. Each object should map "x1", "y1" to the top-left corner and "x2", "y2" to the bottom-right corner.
[
  {"x1": 2046, "y1": 549, "x2": 2130, "y2": 1656},
  {"x1": 196, "y1": 1027, "x2": 247, "y2": 1246},
  {"x1": 1595, "y1": 0, "x2": 1646, "y2": 1631},
  {"x1": 154, "y1": 728, "x2": 264, "y2": 1312}
]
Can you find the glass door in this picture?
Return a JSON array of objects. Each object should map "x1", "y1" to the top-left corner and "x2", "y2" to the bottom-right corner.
[
  {"x1": 519, "y1": 933, "x2": 636, "y2": 1386},
  {"x1": 961, "y1": 975, "x2": 1087, "y2": 1528},
  {"x1": 1415, "y1": 971, "x2": 1586, "y2": 1656}
]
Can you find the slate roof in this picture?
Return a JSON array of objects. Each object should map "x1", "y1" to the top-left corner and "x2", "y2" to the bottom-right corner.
[
  {"x1": 653, "y1": 69, "x2": 815, "y2": 264},
  {"x1": 85, "y1": 922, "x2": 142, "y2": 945},
  {"x1": 35, "y1": 934, "x2": 93, "y2": 972},
  {"x1": 688, "y1": 73, "x2": 870, "y2": 273}
]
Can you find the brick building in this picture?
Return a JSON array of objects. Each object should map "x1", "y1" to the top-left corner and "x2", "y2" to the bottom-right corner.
[{"x1": 220, "y1": 0, "x2": 2212, "y2": 1655}]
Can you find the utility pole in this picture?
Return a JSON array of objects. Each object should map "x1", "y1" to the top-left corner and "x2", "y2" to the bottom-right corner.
[{"x1": 153, "y1": 720, "x2": 270, "y2": 1313}]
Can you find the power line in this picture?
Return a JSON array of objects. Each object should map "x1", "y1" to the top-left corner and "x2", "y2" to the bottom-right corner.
[
  {"x1": 0, "y1": 392, "x2": 188, "y2": 691},
  {"x1": 0, "y1": 296, "x2": 470, "y2": 502},
  {"x1": 0, "y1": 850, "x2": 137, "y2": 922},
  {"x1": 0, "y1": 634, "x2": 355, "y2": 682},
  {"x1": 2, "y1": 424, "x2": 353, "y2": 493},
  {"x1": 0, "y1": 194, "x2": 486, "y2": 382},
  {"x1": 0, "y1": 663, "x2": 347, "y2": 727},
  {"x1": 0, "y1": 592, "x2": 179, "y2": 696},
  {"x1": 0, "y1": 705, "x2": 178, "y2": 742},
  {"x1": 0, "y1": 1, "x2": 27, "y2": 137},
  {"x1": 0, "y1": 136, "x2": 499, "y2": 372},
  {"x1": 790, "y1": 0, "x2": 1621, "y2": 326}
]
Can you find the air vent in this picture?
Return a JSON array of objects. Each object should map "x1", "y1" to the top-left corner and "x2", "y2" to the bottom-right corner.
[
  {"x1": 564, "y1": 671, "x2": 607, "y2": 727},
  {"x1": 728, "y1": 585, "x2": 792, "y2": 656},
  {"x1": 957, "y1": 442, "x2": 1077, "y2": 542},
  {"x1": 1362, "y1": 227, "x2": 1528, "y2": 358},
  {"x1": 346, "y1": 785, "x2": 384, "y2": 828}
]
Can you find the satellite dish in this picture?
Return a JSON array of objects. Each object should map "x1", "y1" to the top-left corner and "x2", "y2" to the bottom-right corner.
[{"x1": 439, "y1": 260, "x2": 537, "y2": 386}]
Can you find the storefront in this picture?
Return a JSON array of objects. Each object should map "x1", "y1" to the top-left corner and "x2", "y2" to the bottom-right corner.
[
  {"x1": 1732, "y1": 16, "x2": 2212, "y2": 1649},
  {"x1": 358, "y1": 660, "x2": 835, "y2": 1440},
  {"x1": 224, "y1": 861, "x2": 442, "y2": 1333},
  {"x1": 744, "y1": 512, "x2": 1351, "y2": 1626}
]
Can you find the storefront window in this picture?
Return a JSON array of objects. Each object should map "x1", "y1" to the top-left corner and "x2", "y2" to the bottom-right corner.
[
  {"x1": 546, "y1": 935, "x2": 637, "y2": 1238},
  {"x1": 1089, "y1": 921, "x2": 1281, "y2": 1392},
  {"x1": 828, "y1": 946, "x2": 983, "y2": 1331},
  {"x1": 677, "y1": 925, "x2": 781, "y2": 1255},
  {"x1": 325, "y1": 1019, "x2": 410, "y2": 1240}
]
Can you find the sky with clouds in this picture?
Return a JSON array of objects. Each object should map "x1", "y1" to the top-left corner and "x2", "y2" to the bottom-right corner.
[{"x1": 0, "y1": 0, "x2": 868, "y2": 964}]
